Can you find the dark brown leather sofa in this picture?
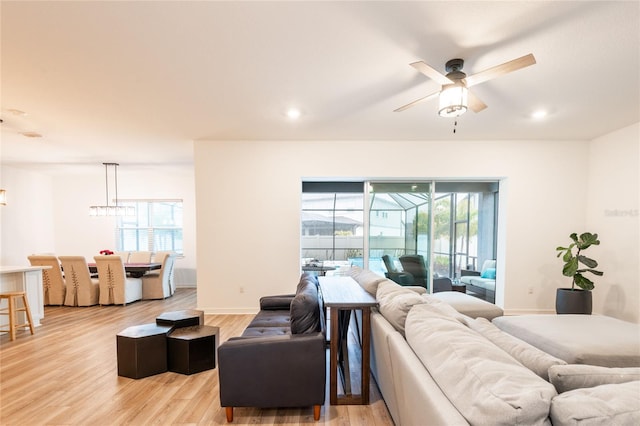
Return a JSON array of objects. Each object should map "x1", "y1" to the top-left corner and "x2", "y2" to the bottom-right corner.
[{"x1": 218, "y1": 272, "x2": 326, "y2": 422}]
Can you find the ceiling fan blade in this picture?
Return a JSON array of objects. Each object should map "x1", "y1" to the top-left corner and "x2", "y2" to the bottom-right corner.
[
  {"x1": 464, "y1": 53, "x2": 536, "y2": 88},
  {"x1": 410, "y1": 61, "x2": 453, "y2": 85},
  {"x1": 467, "y1": 90, "x2": 487, "y2": 113},
  {"x1": 394, "y1": 91, "x2": 440, "y2": 112}
]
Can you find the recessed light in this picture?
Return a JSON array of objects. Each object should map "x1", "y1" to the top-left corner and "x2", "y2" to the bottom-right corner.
[
  {"x1": 20, "y1": 131, "x2": 42, "y2": 138},
  {"x1": 531, "y1": 110, "x2": 547, "y2": 119},
  {"x1": 7, "y1": 108, "x2": 27, "y2": 116},
  {"x1": 286, "y1": 108, "x2": 302, "y2": 120}
]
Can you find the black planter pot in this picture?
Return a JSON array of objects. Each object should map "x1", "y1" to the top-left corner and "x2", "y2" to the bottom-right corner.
[{"x1": 555, "y1": 288, "x2": 592, "y2": 314}]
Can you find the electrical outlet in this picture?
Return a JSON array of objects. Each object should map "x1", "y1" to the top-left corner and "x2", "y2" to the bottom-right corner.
[
  {"x1": 239, "y1": 286, "x2": 245, "y2": 294},
  {"x1": 528, "y1": 287, "x2": 534, "y2": 294}
]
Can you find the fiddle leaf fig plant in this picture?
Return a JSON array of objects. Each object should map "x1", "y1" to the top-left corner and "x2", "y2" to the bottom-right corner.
[{"x1": 556, "y1": 232, "x2": 603, "y2": 291}]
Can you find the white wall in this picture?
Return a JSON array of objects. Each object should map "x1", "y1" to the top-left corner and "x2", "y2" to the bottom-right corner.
[
  {"x1": 586, "y1": 123, "x2": 639, "y2": 322},
  {"x1": 0, "y1": 165, "x2": 197, "y2": 286},
  {"x1": 194, "y1": 139, "x2": 598, "y2": 316},
  {"x1": 0, "y1": 165, "x2": 55, "y2": 265},
  {"x1": 4, "y1": 124, "x2": 637, "y2": 320}
]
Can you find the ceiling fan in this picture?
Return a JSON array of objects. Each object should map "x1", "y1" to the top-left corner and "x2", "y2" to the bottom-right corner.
[{"x1": 394, "y1": 53, "x2": 536, "y2": 117}]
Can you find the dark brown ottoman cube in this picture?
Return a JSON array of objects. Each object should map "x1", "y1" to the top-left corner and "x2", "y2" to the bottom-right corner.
[
  {"x1": 167, "y1": 325, "x2": 219, "y2": 375},
  {"x1": 116, "y1": 323, "x2": 173, "y2": 379},
  {"x1": 156, "y1": 309, "x2": 204, "y2": 328}
]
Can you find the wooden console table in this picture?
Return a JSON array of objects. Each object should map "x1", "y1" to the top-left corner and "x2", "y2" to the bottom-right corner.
[{"x1": 318, "y1": 276, "x2": 378, "y2": 405}]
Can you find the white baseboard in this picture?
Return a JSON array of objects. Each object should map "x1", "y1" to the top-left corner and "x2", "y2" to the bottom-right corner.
[{"x1": 201, "y1": 307, "x2": 259, "y2": 315}]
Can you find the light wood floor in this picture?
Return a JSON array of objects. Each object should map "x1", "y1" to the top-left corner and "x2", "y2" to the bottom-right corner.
[{"x1": 0, "y1": 289, "x2": 393, "y2": 425}]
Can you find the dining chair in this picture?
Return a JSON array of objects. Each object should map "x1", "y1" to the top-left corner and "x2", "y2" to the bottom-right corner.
[
  {"x1": 128, "y1": 251, "x2": 152, "y2": 263},
  {"x1": 28, "y1": 255, "x2": 66, "y2": 306},
  {"x1": 93, "y1": 255, "x2": 142, "y2": 306},
  {"x1": 114, "y1": 251, "x2": 131, "y2": 263},
  {"x1": 142, "y1": 252, "x2": 177, "y2": 300},
  {"x1": 58, "y1": 256, "x2": 100, "y2": 307}
]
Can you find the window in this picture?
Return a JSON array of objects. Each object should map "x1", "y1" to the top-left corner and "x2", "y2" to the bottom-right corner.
[
  {"x1": 301, "y1": 182, "x2": 364, "y2": 263},
  {"x1": 116, "y1": 200, "x2": 183, "y2": 254}
]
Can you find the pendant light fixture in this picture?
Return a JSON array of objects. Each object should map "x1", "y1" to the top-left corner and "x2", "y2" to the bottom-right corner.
[{"x1": 89, "y1": 163, "x2": 135, "y2": 216}]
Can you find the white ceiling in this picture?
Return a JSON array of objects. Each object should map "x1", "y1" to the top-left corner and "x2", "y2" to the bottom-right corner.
[{"x1": 1, "y1": 1, "x2": 639, "y2": 173}]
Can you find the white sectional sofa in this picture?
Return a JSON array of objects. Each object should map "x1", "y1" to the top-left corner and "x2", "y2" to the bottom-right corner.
[{"x1": 346, "y1": 267, "x2": 640, "y2": 426}]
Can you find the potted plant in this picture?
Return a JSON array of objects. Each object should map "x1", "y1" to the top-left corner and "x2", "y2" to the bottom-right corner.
[{"x1": 555, "y1": 232, "x2": 603, "y2": 314}]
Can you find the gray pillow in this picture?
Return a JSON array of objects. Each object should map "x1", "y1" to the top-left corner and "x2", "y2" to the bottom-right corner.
[
  {"x1": 432, "y1": 291, "x2": 504, "y2": 320},
  {"x1": 376, "y1": 280, "x2": 425, "y2": 335},
  {"x1": 549, "y1": 364, "x2": 640, "y2": 393},
  {"x1": 421, "y1": 293, "x2": 471, "y2": 324},
  {"x1": 349, "y1": 267, "x2": 387, "y2": 296},
  {"x1": 469, "y1": 317, "x2": 567, "y2": 380},
  {"x1": 405, "y1": 303, "x2": 556, "y2": 426},
  {"x1": 550, "y1": 380, "x2": 640, "y2": 425}
]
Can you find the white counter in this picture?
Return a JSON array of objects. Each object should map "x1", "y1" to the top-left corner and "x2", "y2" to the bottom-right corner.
[{"x1": 0, "y1": 265, "x2": 49, "y2": 328}]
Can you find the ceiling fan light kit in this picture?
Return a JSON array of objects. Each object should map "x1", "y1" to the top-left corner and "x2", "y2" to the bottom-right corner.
[
  {"x1": 396, "y1": 54, "x2": 536, "y2": 119},
  {"x1": 438, "y1": 83, "x2": 468, "y2": 117}
]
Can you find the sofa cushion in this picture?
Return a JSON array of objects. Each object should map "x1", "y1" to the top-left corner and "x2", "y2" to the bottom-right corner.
[
  {"x1": 247, "y1": 310, "x2": 291, "y2": 328},
  {"x1": 421, "y1": 293, "x2": 472, "y2": 324},
  {"x1": 405, "y1": 303, "x2": 557, "y2": 426},
  {"x1": 468, "y1": 317, "x2": 567, "y2": 380},
  {"x1": 432, "y1": 291, "x2": 503, "y2": 320},
  {"x1": 241, "y1": 326, "x2": 290, "y2": 337},
  {"x1": 376, "y1": 279, "x2": 425, "y2": 336},
  {"x1": 492, "y1": 314, "x2": 640, "y2": 367},
  {"x1": 290, "y1": 280, "x2": 320, "y2": 334},
  {"x1": 548, "y1": 364, "x2": 640, "y2": 393},
  {"x1": 348, "y1": 266, "x2": 387, "y2": 296},
  {"x1": 549, "y1": 380, "x2": 640, "y2": 426},
  {"x1": 296, "y1": 272, "x2": 318, "y2": 293}
]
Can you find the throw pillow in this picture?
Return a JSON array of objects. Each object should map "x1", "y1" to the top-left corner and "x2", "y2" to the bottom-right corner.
[
  {"x1": 469, "y1": 317, "x2": 567, "y2": 380},
  {"x1": 405, "y1": 303, "x2": 557, "y2": 426},
  {"x1": 421, "y1": 293, "x2": 471, "y2": 324},
  {"x1": 548, "y1": 364, "x2": 640, "y2": 393},
  {"x1": 481, "y1": 267, "x2": 496, "y2": 279},
  {"x1": 350, "y1": 267, "x2": 387, "y2": 296},
  {"x1": 549, "y1": 380, "x2": 640, "y2": 426},
  {"x1": 376, "y1": 281, "x2": 425, "y2": 336},
  {"x1": 296, "y1": 273, "x2": 318, "y2": 293}
]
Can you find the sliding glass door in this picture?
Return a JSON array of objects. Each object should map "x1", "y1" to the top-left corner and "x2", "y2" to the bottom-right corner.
[
  {"x1": 368, "y1": 182, "x2": 432, "y2": 286},
  {"x1": 432, "y1": 182, "x2": 498, "y2": 281},
  {"x1": 300, "y1": 180, "x2": 498, "y2": 292},
  {"x1": 300, "y1": 182, "x2": 364, "y2": 268}
]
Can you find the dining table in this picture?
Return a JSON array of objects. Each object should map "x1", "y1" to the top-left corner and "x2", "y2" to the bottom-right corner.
[{"x1": 88, "y1": 262, "x2": 161, "y2": 278}]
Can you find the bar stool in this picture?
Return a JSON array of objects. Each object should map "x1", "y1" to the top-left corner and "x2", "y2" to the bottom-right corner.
[{"x1": 0, "y1": 291, "x2": 35, "y2": 341}]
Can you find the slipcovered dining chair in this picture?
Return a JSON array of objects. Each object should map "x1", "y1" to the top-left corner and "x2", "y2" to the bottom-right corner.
[
  {"x1": 58, "y1": 256, "x2": 100, "y2": 306},
  {"x1": 93, "y1": 255, "x2": 142, "y2": 306},
  {"x1": 114, "y1": 251, "x2": 131, "y2": 263},
  {"x1": 128, "y1": 251, "x2": 152, "y2": 263},
  {"x1": 28, "y1": 255, "x2": 66, "y2": 306},
  {"x1": 142, "y1": 252, "x2": 177, "y2": 299}
]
